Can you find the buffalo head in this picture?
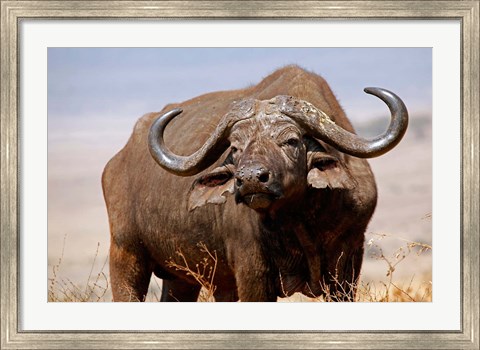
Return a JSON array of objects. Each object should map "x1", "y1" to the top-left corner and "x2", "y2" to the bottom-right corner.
[{"x1": 148, "y1": 88, "x2": 408, "y2": 213}]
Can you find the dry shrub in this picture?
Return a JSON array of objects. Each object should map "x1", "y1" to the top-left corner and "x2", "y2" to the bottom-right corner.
[
  {"x1": 357, "y1": 232, "x2": 432, "y2": 302},
  {"x1": 166, "y1": 242, "x2": 218, "y2": 302}
]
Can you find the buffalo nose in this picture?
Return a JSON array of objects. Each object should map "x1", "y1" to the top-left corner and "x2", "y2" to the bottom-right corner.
[
  {"x1": 235, "y1": 165, "x2": 271, "y2": 188},
  {"x1": 235, "y1": 177, "x2": 244, "y2": 187}
]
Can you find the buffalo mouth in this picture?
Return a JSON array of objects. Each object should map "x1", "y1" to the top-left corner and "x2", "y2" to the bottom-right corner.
[{"x1": 235, "y1": 191, "x2": 278, "y2": 210}]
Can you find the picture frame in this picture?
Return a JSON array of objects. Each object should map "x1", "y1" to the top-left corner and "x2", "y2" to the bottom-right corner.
[{"x1": 1, "y1": 1, "x2": 478, "y2": 349}]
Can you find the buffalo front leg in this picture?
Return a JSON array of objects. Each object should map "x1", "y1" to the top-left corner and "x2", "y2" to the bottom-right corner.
[
  {"x1": 110, "y1": 241, "x2": 152, "y2": 302},
  {"x1": 235, "y1": 266, "x2": 278, "y2": 302},
  {"x1": 214, "y1": 288, "x2": 239, "y2": 302},
  {"x1": 233, "y1": 251, "x2": 278, "y2": 302},
  {"x1": 160, "y1": 279, "x2": 201, "y2": 302},
  {"x1": 322, "y1": 246, "x2": 364, "y2": 302}
]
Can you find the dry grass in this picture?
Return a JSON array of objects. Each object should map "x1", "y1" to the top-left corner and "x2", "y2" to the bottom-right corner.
[
  {"x1": 166, "y1": 242, "x2": 218, "y2": 302},
  {"x1": 48, "y1": 236, "x2": 109, "y2": 302},
  {"x1": 360, "y1": 232, "x2": 432, "y2": 302},
  {"x1": 279, "y1": 231, "x2": 432, "y2": 302},
  {"x1": 48, "y1": 232, "x2": 431, "y2": 302},
  {"x1": 161, "y1": 232, "x2": 431, "y2": 302}
]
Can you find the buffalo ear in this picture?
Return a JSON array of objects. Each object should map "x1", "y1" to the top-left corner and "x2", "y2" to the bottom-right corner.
[
  {"x1": 307, "y1": 152, "x2": 356, "y2": 190},
  {"x1": 188, "y1": 165, "x2": 235, "y2": 211}
]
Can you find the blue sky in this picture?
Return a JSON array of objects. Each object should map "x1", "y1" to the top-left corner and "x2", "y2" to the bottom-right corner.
[{"x1": 48, "y1": 48, "x2": 431, "y2": 131}]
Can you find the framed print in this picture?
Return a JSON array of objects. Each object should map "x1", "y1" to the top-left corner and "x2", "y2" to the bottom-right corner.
[{"x1": 1, "y1": 1, "x2": 478, "y2": 349}]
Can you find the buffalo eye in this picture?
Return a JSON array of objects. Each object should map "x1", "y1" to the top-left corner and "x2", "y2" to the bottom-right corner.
[
  {"x1": 230, "y1": 146, "x2": 242, "y2": 164},
  {"x1": 283, "y1": 138, "x2": 299, "y2": 147}
]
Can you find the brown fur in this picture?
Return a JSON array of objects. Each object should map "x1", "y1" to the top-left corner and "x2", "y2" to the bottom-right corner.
[{"x1": 102, "y1": 66, "x2": 377, "y2": 301}]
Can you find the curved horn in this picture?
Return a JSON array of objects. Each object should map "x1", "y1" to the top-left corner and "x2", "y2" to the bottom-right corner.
[
  {"x1": 279, "y1": 88, "x2": 409, "y2": 158},
  {"x1": 148, "y1": 108, "x2": 231, "y2": 176}
]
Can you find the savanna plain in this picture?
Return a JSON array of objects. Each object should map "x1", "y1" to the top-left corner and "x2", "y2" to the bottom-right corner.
[{"x1": 48, "y1": 111, "x2": 432, "y2": 302}]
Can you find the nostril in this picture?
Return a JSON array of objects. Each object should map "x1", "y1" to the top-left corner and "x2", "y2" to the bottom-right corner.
[
  {"x1": 236, "y1": 178, "x2": 243, "y2": 187},
  {"x1": 258, "y1": 171, "x2": 270, "y2": 183}
]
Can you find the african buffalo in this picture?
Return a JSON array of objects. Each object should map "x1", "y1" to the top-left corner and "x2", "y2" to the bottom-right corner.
[{"x1": 102, "y1": 66, "x2": 408, "y2": 302}]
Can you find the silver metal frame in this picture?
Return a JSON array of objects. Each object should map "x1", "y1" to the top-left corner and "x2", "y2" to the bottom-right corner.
[{"x1": 1, "y1": 1, "x2": 478, "y2": 349}]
